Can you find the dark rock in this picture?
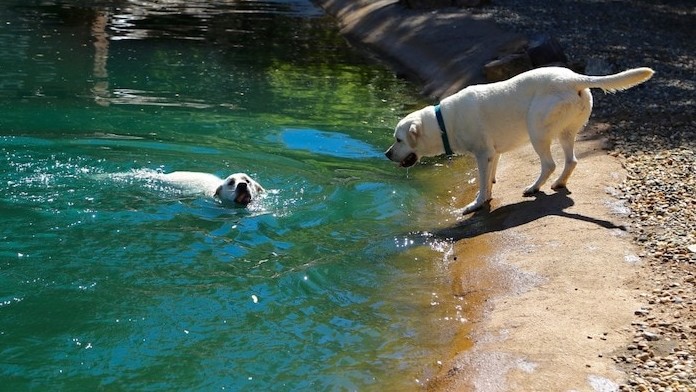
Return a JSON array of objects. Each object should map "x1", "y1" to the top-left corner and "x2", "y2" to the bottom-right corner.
[
  {"x1": 526, "y1": 33, "x2": 568, "y2": 67},
  {"x1": 454, "y1": 0, "x2": 491, "y2": 7},
  {"x1": 401, "y1": 0, "x2": 453, "y2": 9},
  {"x1": 484, "y1": 52, "x2": 533, "y2": 82},
  {"x1": 401, "y1": 0, "x2": 490, "y2": 8}
]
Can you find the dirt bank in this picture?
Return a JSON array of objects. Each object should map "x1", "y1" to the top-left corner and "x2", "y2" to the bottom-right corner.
[{"x1": 315, "y1": 0, "x2": 522, "y2": 99}]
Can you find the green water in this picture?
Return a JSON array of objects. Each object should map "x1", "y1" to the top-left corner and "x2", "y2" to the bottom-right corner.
[{"x1": 1, "y1": 1, "x2": 466, "y2": 390}]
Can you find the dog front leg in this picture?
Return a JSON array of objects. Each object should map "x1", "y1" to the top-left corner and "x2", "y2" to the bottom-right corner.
[{"x1": 461, "y1": 153, "x2": 495, "y2": 214}]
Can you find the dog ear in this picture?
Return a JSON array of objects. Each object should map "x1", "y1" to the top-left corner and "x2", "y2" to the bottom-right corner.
[
  {"x1": 251, "y1": 181, "x2": 265, "y2": 194},
  {"x1": 407, "y1": 122, "x2": 421, "y2": 147}
]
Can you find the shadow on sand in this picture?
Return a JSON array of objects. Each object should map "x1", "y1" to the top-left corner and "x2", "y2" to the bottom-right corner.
[{"x1": 432, "y1": 189, "x2": 626, "y2": 241}]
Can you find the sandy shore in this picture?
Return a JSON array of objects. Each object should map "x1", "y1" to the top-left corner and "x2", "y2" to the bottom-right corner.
[
  {"x1": 315, "y1": 0, "x2": 694, "y2": 390},
  {"x1": 428, "y1": 125, "x2": 642, "y2": 391}
]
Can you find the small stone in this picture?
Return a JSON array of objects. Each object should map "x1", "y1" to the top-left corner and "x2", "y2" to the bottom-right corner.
[
  {"x1": 643, "y1": 331, "x2": 660, "y2": 341},
  {"x1": 637, "y1": 352, "x2": 651, "y2": 362}
]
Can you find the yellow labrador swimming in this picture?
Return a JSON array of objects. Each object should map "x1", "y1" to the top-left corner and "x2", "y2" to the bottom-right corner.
[
  {"x1": 163, "y1": 171, "x2": 265, "y2": 206},
  {"x1": 385, "y1": 66, "x2": 654, "y2": 214}
]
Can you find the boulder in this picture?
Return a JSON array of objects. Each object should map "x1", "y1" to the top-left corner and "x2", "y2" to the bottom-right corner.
[{"x1": 484, "y1": 52, "x2": 533, "y2": 82}]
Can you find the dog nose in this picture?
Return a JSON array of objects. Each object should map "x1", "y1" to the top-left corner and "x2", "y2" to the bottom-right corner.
[
  {"x1": 385, "y1": 148, "x2": 393, "y2": 159},
  {"x1": 237, "y1": 182, "x2": 248, "y2": 190}
]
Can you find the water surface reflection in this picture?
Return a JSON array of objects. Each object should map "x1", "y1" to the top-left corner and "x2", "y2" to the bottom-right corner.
[{"x1": 0, "y1": 1, "x2": 466, "y2": 390}]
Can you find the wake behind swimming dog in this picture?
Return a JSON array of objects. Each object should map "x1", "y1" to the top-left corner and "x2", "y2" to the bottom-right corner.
[{"x1": 385, "y1": 66, "x2": 654, "y2": 214}]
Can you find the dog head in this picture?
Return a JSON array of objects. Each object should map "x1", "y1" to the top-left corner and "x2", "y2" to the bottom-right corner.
[
  {"x1": 384, "y1": 114, "x2": 423, "y2": 168},
  {"x1": 386, "y1": 108, "x2": 449, "y2": 167},
  {"x1": 214, "y1": 173, "x2": 265, "y2": 206}
]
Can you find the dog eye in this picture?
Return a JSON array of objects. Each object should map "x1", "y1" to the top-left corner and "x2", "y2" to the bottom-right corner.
[
  {"x1": 227, "y1": 180, "x2": 236, "y2": 187},
  {"x1": 396, "y1": 137, "x2": 403, "y2": 143}
]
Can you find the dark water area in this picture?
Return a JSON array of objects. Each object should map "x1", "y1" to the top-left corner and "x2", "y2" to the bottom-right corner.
[{"x1": 1, "y1": 1, "x2": 468, "y2": 390}]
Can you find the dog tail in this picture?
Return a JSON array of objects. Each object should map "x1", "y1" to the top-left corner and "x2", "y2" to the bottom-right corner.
[{"x1": 579, "y1": 67, "x2": 654, "y2": 93}]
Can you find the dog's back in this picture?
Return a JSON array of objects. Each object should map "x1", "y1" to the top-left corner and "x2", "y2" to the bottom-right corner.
[
  {"x1": 480, "y1": 66, "x2": 653, "y2": 96},
  {"x1": 446, "y1": 67, "x2": 653, "y2": 151},
  {"x1": 162, "y1": 171, "x2": 222, "y2": 196}
]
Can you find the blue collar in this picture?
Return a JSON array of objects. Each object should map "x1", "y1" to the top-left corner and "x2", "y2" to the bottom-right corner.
[{"x1": 434, "y1": 104, "x2": 454, "y2": 156}]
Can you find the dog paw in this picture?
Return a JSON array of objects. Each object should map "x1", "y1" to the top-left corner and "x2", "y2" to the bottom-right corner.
[
  {"x1": 551, "y1": 182, "x2": 567, "y2": 191},
  {"x1": 459, "y1": 201, "x2": 485, "y2": 215},
  {"x1": 522, "y1": 187, "x2": 539, "y2": 197}
]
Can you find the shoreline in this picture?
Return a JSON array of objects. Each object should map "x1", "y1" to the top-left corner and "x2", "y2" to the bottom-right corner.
[
  {"x1": 315, "y1": 0, "x2": 522, "y2": 100},
  {"x1": 432, "y1": 125, "x2": 642, "y2": 390},
  {"x1": 315, "y1": 0, "x2": 695, "y2": 390}
]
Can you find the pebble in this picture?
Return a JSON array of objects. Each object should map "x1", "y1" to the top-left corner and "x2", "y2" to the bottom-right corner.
[
  {"x1": 637, "y1": 352, "x2": 651, "y2": 362},
  {"x1": 643, "y1": 331, "x2": 660, "y2": 342},
  {"x1": 486, "y1": 1, "x2": 696, "y2": 391}
]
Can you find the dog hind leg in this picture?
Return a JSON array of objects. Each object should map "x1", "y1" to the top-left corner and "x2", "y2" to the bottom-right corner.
[
  {"x1": 524, "y1": 135, "x2": 555, "y2": 196},
  {"x1": 552, "y1": 89, "x2": 592, "y2": 190},
  {"x1": 491, "y1": 153, "x2": 500, "y2": 183},
  {"x1": 551, "y1": 129, "x2": 579, "y2": 190}
]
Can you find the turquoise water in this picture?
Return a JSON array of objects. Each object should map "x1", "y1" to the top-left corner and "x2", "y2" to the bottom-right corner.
[{"x1": 1, "y1": 1, "x2": 465, "y2": 390}]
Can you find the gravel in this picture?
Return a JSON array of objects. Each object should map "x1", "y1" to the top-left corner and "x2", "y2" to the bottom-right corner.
[{"x1": 478, "y1": 0, "x2": 695, "y2": 390}]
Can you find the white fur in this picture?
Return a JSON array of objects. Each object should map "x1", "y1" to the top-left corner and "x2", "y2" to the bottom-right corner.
[
  {"x1": 385, "y1": 66, "x2": 654, "y2": 214},
  {"x1": 162, "y1": 171, "x2": 265, "y2": 206}
]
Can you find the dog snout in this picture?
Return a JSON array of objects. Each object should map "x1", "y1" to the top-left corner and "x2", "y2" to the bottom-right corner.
[{"x1": 385, "y1": 148, "x2": 393, "y2": 160}]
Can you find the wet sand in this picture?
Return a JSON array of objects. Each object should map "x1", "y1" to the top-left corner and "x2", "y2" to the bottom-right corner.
[
  {"x1": 429, "y1": 125, "x2": 641, "y2": 390},
  {"x1": 315, "y1": 1, "x2": 644, "y2": 390}
]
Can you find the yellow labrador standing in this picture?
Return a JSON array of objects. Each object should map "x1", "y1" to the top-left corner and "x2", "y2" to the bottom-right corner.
[{"x1": 385, "y1": 66, "x2": 653, "y2": 214}]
